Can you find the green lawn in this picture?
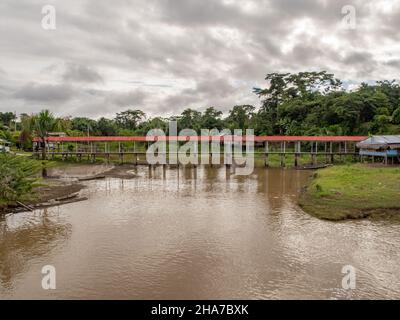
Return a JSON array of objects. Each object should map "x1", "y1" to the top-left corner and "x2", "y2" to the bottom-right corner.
[{"x1": 299, "y1": 164, "x2": 400, "y2": 220}]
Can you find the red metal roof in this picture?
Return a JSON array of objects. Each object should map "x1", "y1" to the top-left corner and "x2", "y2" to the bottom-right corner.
[{"x1": 33, "y1": 136, "x2": 367, "y2": 142}]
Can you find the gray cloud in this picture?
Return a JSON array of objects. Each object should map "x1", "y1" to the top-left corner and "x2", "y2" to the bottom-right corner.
[
  {"x1": 62, "y1": 63, "x2": 103, "y2": 83},
  {"x1": 13, "y1": 83, "x2": 74, "y2": 102},
  {"x1": 0, "y1": 0, "x2": 399, "y2": 117}
]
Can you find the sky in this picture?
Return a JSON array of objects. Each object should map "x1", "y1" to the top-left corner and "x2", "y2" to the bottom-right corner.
[{"x1": 1, "y1": 0, "x2": 400, "y2": 119}]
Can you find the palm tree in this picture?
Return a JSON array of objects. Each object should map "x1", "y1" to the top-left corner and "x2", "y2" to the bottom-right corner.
[{"x1": 26, "y1": 110, "x2": 67, "y2": 160}]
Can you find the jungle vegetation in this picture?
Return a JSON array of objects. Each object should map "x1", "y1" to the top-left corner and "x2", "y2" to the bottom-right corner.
[{"x1": 1, "y1": 71, "x2": 400, "y2": 151}]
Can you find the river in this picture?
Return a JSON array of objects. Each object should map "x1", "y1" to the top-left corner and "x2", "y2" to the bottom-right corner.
[{"x1": 1, "y1": 166, "x2": 400, "y2": 299}]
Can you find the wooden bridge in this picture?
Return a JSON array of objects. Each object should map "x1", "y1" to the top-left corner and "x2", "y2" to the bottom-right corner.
[{"x1": 33, "y1": 135, "x2": 367, "y2": 167}]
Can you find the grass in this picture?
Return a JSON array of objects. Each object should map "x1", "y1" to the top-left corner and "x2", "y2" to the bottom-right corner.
[{"x1": 299, "y1": 164, "x2": 400, "y2": 220}]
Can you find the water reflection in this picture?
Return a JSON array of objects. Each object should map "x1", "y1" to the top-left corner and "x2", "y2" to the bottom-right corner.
[
  {"x1": 0, "y1": 166, "x2": 400, "y2": 299},
  {"x1": 0, "y1": 209, "x2": 71, "y2": 293}
]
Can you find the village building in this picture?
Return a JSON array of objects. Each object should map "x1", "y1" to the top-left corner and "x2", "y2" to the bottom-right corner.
[
  {"x1": 0, "y1": 138, "x2": 11, "y2": 153},
  {"x1": 357, "y1": 135, "x2": 400, "y2": 164}
]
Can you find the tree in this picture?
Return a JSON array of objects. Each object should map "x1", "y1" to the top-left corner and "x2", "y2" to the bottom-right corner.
[
  {"x1": 0, "y1": 154, "x2": 41, "y2": 204},
  {"x1": 26, "y1": 110, "x2": 66, "y2": 160},
  {"x1": 18, "y1": 113, "x2": 33, "y2": 151},
  {"x1": 225, "y1": 105, "x2": 255, "y2": 130},
  {"x1": 115, "y1": 109, "x2": 146, "y2": 129},
  {"x1": 254, "y1": 72, "x2": 342, "y2": 134},
  {"x1": 178, "y1": 109, "x2": 202, "y2": 131},
  {"x1": 392, "y1": 107, "x2": 400, "y2": 124},
  {"x1": 0, "y1": 112, "x2": 16, "y2": 128},
  {"x1": 97, "y1": 117, "x2": 117, "y2": 136},
  {"x1": 139, "y1": 117, "x2": 168, "y2": 134},
  {"x1": 201, "y1": 107, "x2": 223, "y2": 130},
  {"x1": 71, "y1": 117, "x2": 98, "y2": 135}
]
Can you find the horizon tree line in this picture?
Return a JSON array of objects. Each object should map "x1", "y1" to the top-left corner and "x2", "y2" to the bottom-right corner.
[{"x1": 1, "y1": 71, "x2": 400, "y2": 153}]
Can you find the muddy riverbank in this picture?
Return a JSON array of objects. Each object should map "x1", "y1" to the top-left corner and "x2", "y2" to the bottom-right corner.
[{"x1": 1, "y1": 164, "x2": 138, "y2": 214}]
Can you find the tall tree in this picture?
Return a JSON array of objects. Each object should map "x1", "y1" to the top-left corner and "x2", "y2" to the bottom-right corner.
[
  {"x1": 115, "y1": 109, "x2": 146, "y2": 129},
  {"x1": 178, "y1": 108, "x2": 202, "y2": 131},
  {"x1": 97, "y1": 117, "x2": 118, "y2": 136},
  {"x1": 201, "y1": 107, "x2": 223, "y2": 130},
  {"x1": 27, "y1": 110, "x2": 66, "y2": 160},
  {"x1": 225, "y1": 105, "x2": 255, "y2": 130}
]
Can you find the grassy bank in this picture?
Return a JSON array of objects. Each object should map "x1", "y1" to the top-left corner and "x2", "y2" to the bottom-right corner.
[{"x1": 299, "y1": 164, "x2": 400, "y2": 220}]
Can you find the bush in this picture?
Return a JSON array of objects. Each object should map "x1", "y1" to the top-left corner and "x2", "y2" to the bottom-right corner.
[
  {"x1": 393, "y1": 107, "x2": 400, "y2": 124},
  {"x1": 0, "y1": 154, "x2": 41, "y2": 203}
]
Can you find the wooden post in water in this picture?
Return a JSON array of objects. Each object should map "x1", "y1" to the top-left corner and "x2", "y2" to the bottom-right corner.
[
  {"x1": 311, "y1": 142, "x2": 317, "y2": 165},
  {"x1": 294, "y1": 141, "x2": 300, "y2": 167},
  {"x1": 119, "y1": 142, "x2": 123, "y2": 164},
  {"x1": 280, "y1": 142, "x2": 286, "y2": 167},
  {"x1": 324, "y1": 142, "x2": 328, "y2": 163},
  {"x1": 133, "y1": 141, "x2": 137, "y2": 165},
  {"x1": 265, "y1": 141, "x2": 269, "y2": 167}
]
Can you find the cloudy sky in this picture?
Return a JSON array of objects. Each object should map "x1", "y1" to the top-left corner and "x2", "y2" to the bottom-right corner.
[{"x1": 1, "y1": 0, "x2": 400, "y2": 119}]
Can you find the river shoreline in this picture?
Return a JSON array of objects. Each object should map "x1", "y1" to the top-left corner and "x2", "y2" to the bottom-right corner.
[
  {"x1": 0, "y1": 164, "x2": 139, "y2": 215},
  {"x1": 3, "y1": 162, "x2": 399, "y2": 220},
  {"x1": 299, "y1": 164, "x2": 400, "y2": 221}
]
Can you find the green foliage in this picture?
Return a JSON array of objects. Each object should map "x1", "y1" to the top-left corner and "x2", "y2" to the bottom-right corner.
[
  {"x1": 2, "y1": 71, "x2": 400, "y2": 140},
  {"x1": 0, "y1": 154, "x2": 41, "y2": 203},
  {"x1": 97, "y1": 117, "x2": 118, "y2": 136},
  {"x1": 27, "y1": 110, "x2": 67, "y2": 139},
  {"x1": 393, "y1": 107, "x2": 400, "y2": 124},
  {"x1": 225, "y1": 105, "x2": 255, "y2": 131},
  {"x1": 0, "y1": 129, "x2": 12, "y2": 141},
  {"x1": 115, "y1": 109, "x2": 146, "y2": 129},
  {"x1": 253, "y1": 72, "x2": 400, "y2": 135},
  {"x1": 71, "y1": 117, "x2": 98, "y2": 135},
  {"x1": 0, "y1": 112, "x2": 16, "y2": 127},
  {"x1": 177, "y1": 109, "x2": 202, "y2": 132},
  {"x1": 201, "y1": 107, "x2": 223, "y2": 130}
]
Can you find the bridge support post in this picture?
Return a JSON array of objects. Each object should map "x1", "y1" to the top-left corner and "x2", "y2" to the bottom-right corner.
[
  {"x1": 294, "y1": 154, "x2": 299, "y2": 167},
  {"x1": 280, "y1": 142, "x2": 286, "y2": 167},
  {"x1": 312, "y1": 153, "x2": 317, "y2": 166},
  {"x1": 280, "y1": 154, "x2": 286, "y2": 167},
  {"x1": 294, "y1": 141, "x2": 301, "y2": 167}
]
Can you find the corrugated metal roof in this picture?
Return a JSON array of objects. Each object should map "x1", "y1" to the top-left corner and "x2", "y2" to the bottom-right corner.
[
  {"x1": 357, "y1": 135, "x2": 400, "y2": 149},
  {"x1": 32, "y1": 136, "x2": 368, "y2": 143}
]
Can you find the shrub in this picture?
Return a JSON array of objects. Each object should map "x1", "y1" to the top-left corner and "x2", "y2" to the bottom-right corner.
[
  {"x1": 393, "y1": 107, "x2": 400, "y2": 125},
  {"x1": 0, "y1": 154, "x2": 41, "y2": 203}
]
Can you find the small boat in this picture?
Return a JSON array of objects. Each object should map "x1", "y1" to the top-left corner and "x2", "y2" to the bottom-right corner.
[
  {"x1": 78, "y1": 175, "x2": 106, "y2": 181},
  {"x1": 296, "y1": 164, "x2": 331, "y2": 170},
  {"x1": 55, "y1": 192, "x2": 79, "y2": 202}
]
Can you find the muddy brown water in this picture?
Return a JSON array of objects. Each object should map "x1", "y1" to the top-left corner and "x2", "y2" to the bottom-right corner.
[{"x1": 1, "y1": 166, "x2": 400, "y2": 299}]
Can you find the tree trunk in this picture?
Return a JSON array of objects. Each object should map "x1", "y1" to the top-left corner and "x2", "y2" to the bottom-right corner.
[
  {"x1": 41, "y1": 137, "x2": 46, "y2": 160},
  {"x1": 42, "y1": 162, "x2": 47, "y2": 178},
  {"x1": 41, "y1": 137, "x2": 47, "y2": 178}
]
